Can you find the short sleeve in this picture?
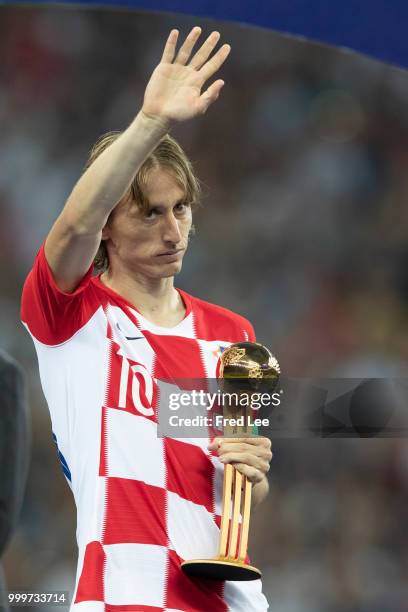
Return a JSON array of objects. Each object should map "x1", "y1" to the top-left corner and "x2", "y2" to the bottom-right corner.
[{"x1": 21, "y1": 243, "x2": 99, "y2": 345}]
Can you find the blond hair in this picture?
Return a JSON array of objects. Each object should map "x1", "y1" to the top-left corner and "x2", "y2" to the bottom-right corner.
[{"x1": 86, "y1": 131, "x2": 202, "y2": 272}]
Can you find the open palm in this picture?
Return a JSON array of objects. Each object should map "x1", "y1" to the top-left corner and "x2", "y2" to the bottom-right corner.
[{"x1": 142, "y1": 27, "x2": 231, "y2": 122}]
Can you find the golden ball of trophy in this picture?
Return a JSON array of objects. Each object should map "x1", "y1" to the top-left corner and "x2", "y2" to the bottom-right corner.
[{"x1": 218, "y1": 341, "x2": 280, "y2": 393}]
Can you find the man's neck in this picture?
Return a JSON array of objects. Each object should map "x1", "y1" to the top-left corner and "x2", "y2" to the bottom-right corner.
[{"x1": 100, "y1": 268, "x2": 186, "y2": 328}]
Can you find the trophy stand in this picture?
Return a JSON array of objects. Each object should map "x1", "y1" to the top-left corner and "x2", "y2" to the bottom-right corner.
[
  {"x1": 181, "y1": 342, "x2": 280, "y2": 581},
  {"x1": 182, "y1": 403, "x2": 261, "y2": 580}
]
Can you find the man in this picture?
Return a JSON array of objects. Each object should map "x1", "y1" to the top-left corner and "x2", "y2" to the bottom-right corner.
[
  {"x1": 0, "y1": 350, "x2": 30, "y2": 612},
  {"x1": 21, "y1": 27, "x2": 272, "y2": 610}
]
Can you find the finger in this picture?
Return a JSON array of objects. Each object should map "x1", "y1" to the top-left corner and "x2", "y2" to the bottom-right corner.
[
  {"x1": 161, "y1": 29, "x2": 179, "y2": 64},
  {"x1": 218, "y1": 445, "x2": 273, "y2": 465},
  {"x1": 208, "y1": 441, "x2": 220, "y2": 451},
  {"x1": 190, "y1": 30, "x2": 220, "y2": 70},
  {"x1": 233, "y1": 464, "x2": 264, "y2": 485},
  {"x1": 218, "y1": 442, "x2": 264, "y2": 455},
  {"x1": 218, "y1": 443, "x2": 249, "y2": 453},
  {"x1": 207, "y1": 436, "x2": 221, "y2": 450},
  {"x1": 209, "y1": 436, "x2": 269, "y2": 451},
  {"x1": 219, "y1": 437, "x2": 271, "y2": 448},
  {"x1": 174, "y1": 26, "x2": 202, "y2": 65},
  {"x1": 218, "y1": 437, "x2": 248, "y2": 443},
  {"x1": 219, "y1": 452, "x2": 269, "y2": 473},
  {"x1": 235, "y1": 436, "x2": 272, "y2": 450},
  {"x1": 218, "y1": 437, "x2": 267, "y2": 445},
  {"x1": 198, "y1": 44, "x2": 231, "y2": 84},
  {"x1": 196, "y1": 80, "x2": 224, "y2": 115}
]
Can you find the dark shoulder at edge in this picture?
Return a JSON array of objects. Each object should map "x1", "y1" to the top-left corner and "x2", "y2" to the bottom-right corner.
[{"x1": 0, "y1": 350, "x2": 24, "y2": 378}]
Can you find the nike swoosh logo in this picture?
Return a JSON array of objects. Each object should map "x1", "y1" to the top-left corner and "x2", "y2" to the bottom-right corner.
[{"x1": 116, "y1": 322, "x2": 144, "y2": 341}]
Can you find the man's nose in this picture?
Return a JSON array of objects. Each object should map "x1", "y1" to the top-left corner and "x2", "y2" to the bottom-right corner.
[{"x1": 162, "y1": 213, "x2": 182, "y2": 244}]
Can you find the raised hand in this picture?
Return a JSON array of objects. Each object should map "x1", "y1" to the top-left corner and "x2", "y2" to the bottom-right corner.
[{"x1": 142, "y1": 27, "x2": 231, "y2": 124}]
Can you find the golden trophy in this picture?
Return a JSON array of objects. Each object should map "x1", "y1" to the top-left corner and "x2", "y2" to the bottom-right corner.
[{"x1": 181, "y1": 342, "x2": 280, "y2": 581}]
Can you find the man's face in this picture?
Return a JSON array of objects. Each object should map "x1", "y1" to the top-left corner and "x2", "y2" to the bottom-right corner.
[{"x1": 103, "y1": 166, "x2": 192, "y2": 279}]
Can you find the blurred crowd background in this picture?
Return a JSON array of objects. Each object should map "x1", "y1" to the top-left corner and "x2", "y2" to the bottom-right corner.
[{"x1": 1, "y1": 5, "x2": 408, "y2": 611}]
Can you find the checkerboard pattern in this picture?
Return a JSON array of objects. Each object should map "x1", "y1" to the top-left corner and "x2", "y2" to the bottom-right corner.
[{"x1": 22, "y1": 247, "x2": 267, "y2": 611}]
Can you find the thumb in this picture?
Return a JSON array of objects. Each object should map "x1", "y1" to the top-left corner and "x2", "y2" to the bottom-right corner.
[
  {"x1": 207, "y1": 437, "x2": 221, "y2": 450},
  {"x1": 197, "y1": 80, "x2": 224, "y2": 114}
]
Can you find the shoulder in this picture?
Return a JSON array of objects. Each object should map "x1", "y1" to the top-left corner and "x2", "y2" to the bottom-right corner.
[
  {"x1": 21, "y1": 243, "x2": 104, "y2": 346},
  {"x1": 180, "y1": 290, "x2": 255, "y2": 342},
  {"x1": 192, "y1": 294, "x2": 251, "y2": 326},
  {"x1": 0, "y1": 350, "x2": 27, "y2": 420}
]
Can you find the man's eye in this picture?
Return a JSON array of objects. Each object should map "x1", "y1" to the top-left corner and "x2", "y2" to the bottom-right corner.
[
  {"x1": 146, "y1": 208, "x2": 159, "y2": 218},
  {"x1": 175, "y1": 202, "x2": 188, "y2": 212}
]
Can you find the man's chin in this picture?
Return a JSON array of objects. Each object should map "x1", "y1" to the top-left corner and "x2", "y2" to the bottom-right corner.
[
  {"x1": 163, "y1": 261, "x2": 183, "y2": 277},
  {"x1": 152, "y1": 260, "x2": 183, "y2": 279}
]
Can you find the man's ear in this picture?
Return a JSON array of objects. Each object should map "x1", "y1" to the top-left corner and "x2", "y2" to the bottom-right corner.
[{"x1": 101, "y1": 225, "x2": 110, "y2": 240}]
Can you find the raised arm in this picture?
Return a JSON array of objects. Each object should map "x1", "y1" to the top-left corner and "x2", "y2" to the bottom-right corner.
[{"x1": 45, "y1": 27, "x2": 231, "y2": 292}]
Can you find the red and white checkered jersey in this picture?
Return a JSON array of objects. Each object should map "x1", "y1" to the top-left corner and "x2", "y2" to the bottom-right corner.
[{"x1": 21, "y1": 244, "x2": 269, "y2": 612}]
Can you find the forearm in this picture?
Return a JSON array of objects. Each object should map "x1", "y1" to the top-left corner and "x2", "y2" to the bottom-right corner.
[
  {"x1": 251, "y1": 475, "x2": 269, "y2": 509},
  {"x1": 61, "y1": 110, "x2": 171, "y2": 234}
]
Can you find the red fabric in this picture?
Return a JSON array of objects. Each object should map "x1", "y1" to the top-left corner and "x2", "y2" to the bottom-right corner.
[
  {"x1": 21, "y1": 243, "x2": 100, "y2": 345},
  {"x1": 165, "y1": 549, "x2": 226, "y2": 612},
  {"x1": 106, "y1": 607, "x2": 163, "y2": 612},
  {"x1": 146, "y1": 331, "x2": 206, "y2": 383},
  {"x1": 104, "y1": 478, "x2": 168, "y2": 546},
  {"x1": 191, "y1": 292, "x2": 256, "y2": 344},
  {"x1": 75, "y1": 541, "x2": 105, "y2": 603},
  {"x1": 165, "y1": 438, "x2": 214, "y2": 514}
]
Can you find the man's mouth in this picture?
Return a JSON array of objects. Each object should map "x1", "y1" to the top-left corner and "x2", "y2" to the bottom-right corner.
[{"x1": 156, "y1": 249, "x2": 184, "y2": 260}]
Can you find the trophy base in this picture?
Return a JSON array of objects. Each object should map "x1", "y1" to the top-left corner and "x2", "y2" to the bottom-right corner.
[{"x1": 181, "y1": 558, "x2": 262, "y2": 581}]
